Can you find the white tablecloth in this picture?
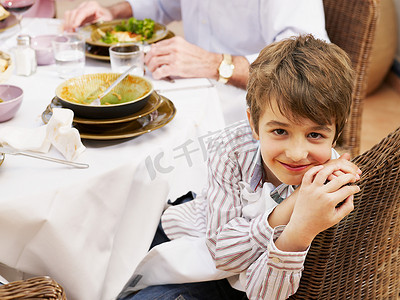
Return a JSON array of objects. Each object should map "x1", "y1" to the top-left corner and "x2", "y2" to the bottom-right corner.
[{"x1": 0, "y1": 18, "x2": 234, "y2": 300}]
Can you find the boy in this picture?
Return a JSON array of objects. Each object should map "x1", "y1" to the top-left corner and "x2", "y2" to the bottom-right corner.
[{"x1": 118, "y1": 35, "x2": 361, "y2": 300}]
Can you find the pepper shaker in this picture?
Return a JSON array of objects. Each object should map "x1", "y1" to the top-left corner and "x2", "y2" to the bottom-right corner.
[{"x1": 15, "y1": 34, "x2": 37, "y2": 76}]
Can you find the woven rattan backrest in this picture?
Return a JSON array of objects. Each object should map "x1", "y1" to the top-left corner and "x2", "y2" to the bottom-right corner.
[
  {"x1": 0, "y1": 276, "x2": 67, "y2": 300},
  {"x1": 290, "y1": 126, "x2": 400, "y2": 299},
  {"x1": 323, "y1": 0, "x2": 379, "y2": 157}
]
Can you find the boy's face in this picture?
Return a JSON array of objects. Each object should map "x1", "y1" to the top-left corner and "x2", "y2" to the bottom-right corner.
[{"x1": 247, "y1": 99, "x2": 336, "y2": 187}]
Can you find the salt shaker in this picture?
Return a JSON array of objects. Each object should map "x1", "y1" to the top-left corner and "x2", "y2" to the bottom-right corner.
[{"x1": 15, "y1": 34, "x2": 37, "y2": 76}]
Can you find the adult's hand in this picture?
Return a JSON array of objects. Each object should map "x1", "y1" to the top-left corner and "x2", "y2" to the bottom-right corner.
[
  {"x1": 145, "y1": 36, "x2": 220, "y2": 80},
  {"x1": 63, "y1": 1, "x2": 113, "y2": 32},
  {"x1": 63, "y1": 1, "x2": 133, "y2": 32},
  {"x1": 145, "y1": 36, "x2": 249, "y2": 88}
]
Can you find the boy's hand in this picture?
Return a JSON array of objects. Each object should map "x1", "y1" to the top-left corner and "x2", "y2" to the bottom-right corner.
[
  {"x1": 275, "y1": 162, "x2": 360, "y2": 252},
  {"x1": 268, "y1": 154, "x2": 360, "y2": 229},
  {"x1": 326, "y1": 153, "x2": 362, "y2": 181}
]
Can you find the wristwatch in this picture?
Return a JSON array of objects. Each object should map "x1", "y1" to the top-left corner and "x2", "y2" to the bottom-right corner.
[{"x1": 218, "y1": 53, "x2": 234, "y2": 84}]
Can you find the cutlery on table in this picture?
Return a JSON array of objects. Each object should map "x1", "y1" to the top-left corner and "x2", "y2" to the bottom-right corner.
[{"x1": 0, "y1": 146, "x2": 89, "y2": 169}]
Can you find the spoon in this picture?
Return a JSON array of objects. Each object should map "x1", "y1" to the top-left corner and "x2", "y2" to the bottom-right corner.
[{"x1": 90, "y1": 65, "x2": 136, "y2": 106}]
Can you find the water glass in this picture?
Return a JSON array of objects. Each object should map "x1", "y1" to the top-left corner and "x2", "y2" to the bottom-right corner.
[
  {"x1": 109, "y1": 43, "x2": 144, "y2": 77},
  {"x1": 52, "y1": 33, "x2": 85, "y2": 79}
]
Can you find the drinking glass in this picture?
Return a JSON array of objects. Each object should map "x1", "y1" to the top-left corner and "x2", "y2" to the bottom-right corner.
[
  {"x1": 0, "y1": 0, "x2": 36, "y2": 31},
  {"x1": 109, "y1": 43, "x2": 144, "y2": 77},
  {"x1": 52, "y1": 33, "x2": 85, "y2": 79}
]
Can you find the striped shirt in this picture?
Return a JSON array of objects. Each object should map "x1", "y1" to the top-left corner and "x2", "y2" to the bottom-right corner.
[{"x1": 162, "y1": 120, "x2": 333, "y2": 299}]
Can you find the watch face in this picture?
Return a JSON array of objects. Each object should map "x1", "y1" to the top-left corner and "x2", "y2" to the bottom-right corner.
[{"x1": 219, "y1": 62, "x2": 233, "y2": 78}]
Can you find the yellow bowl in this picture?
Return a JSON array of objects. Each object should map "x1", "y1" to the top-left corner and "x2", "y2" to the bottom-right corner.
[{"x1": 55, "y1": 73, "x2": 153, "y2": 119}]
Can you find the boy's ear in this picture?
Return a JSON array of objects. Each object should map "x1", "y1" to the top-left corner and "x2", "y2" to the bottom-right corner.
[{"x1": 247, "y1": 108, "x2": 260, "y2": 140}]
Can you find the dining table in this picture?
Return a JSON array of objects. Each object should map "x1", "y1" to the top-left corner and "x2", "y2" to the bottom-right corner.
[{"x1": 0, "y1": 17, "x2": 246, "y2": 300}]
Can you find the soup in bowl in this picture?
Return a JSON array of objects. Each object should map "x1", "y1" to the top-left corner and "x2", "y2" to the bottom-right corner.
[{"x1": 55, "y1": 73, "x2": 153, "y2": 119}]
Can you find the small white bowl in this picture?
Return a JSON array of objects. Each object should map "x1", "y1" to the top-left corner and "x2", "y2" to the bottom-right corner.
[{"x1": 0, "y1": 84, "x2": 23, "y2": 122}]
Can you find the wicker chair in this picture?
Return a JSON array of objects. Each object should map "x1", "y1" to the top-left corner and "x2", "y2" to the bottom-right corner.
[
  {"x1": 323, "y1": 0, "x2": 380, "y2": 157},
  {"x1": 289, "y1": 126, "x2": 400, "y2": 299},
  {"x1": 0, "y1": 276, "x2": 67, "y2": 299}
]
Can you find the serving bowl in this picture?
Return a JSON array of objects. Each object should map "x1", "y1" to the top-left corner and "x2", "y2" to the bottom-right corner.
[
  {"x1": 55, "y1": 73, "x2": 153, "y2": 119},
  {"x1": 0, "y1": 84, "x2": 23, "y2": 122},
  {"x1": 31, "y1": 34, "x2": 57, "y2": 65}
]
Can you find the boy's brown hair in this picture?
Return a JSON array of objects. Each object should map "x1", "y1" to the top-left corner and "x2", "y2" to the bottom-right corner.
[{"x1": 246, "y1": 34, "x2": 354, "y2": 142}]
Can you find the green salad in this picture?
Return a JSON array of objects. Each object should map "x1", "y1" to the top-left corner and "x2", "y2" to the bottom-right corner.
[{"x1": 100, "y1": 18, "x2": 155, "y2": 44}]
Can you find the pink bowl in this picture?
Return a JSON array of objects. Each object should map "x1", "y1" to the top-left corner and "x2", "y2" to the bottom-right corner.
[
  {"x1": 31, "y1": 35, "x2": 57, "y2": 65},
  {"x1": 0, "y1": 85, "x2": 23, "y2": 122}
]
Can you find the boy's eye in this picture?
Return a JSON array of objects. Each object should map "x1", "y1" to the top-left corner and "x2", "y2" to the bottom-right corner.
[
  {"x1": 273, "y1": 129, "x2": 286, "y2": 136},
  {"x1": 308, "y1": 132, "x2": 323, "y2": 139}
]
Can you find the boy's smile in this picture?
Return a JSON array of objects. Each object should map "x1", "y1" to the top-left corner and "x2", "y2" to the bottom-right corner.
[{"x1": 248, "y1": 100, "x2": 336, "y2": 187}]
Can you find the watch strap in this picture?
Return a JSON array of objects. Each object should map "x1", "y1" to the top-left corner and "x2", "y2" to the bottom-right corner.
[{"x1": 218, "y1": 53, "x2": 234, "y2": 83}]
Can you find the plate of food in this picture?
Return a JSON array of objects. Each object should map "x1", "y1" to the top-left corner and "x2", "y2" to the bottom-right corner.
[
  {"x1": 55, "y1": 73, "x2": 154, "y2": 119},
  {"x1": 0, "y1": 13, "x2": 17, "y2": 33},
  {"x1": 85, "y1": 28, "x2": 175, "y2": 61},
  {"x1": 0, "y1": 51, "x2": 13, "y2": 83},
  {"x1": 84, "y1": 18, "x2": 168, "y2": 48},
  {"x1": 0, "y1": 5, "x2": 10, "y2": 21}
]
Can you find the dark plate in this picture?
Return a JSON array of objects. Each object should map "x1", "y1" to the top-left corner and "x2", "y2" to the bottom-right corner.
[
  {"x1": 43, "y1": 91, "x2": 162, "y2": 125},
  {"x1": 42, "y1": 95, "x2": 176, "y2": 140}
]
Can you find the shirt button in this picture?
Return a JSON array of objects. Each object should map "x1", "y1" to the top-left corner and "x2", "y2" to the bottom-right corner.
[{"x1": 271, "y1": 257, "x2": 281, "y2": 264}]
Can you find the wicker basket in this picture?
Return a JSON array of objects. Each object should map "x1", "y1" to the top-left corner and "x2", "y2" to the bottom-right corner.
[{"x1": 0, "y1": 276, "x2": 67, "y2": 300}]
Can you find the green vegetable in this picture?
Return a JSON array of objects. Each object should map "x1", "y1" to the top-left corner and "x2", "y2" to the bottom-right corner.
[
  {"x1": 115, "y1": 17, "x2": 155, "y2": 39},
  {"x1": 101, "y1": 31, "x2": 119, "y2": 44},
  {"x1": 100, "y1": 17, "x2": 155, "y2": 45}
]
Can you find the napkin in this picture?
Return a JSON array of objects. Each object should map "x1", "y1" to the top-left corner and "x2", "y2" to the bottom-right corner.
[
  {"x1": 152, "y1": 78, "x2": 214, "y2": 93},
  {"x1": 0, "y1": 108, "x2": 85, "y2": 161}
]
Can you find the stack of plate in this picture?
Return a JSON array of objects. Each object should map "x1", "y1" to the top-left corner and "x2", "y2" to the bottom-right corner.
[
  {"x1": 81, "y1": 20, "x2": 175, "y2": 61},
  {"x1": 42, "y1": 91, "x2": 176, "y2": 140}
]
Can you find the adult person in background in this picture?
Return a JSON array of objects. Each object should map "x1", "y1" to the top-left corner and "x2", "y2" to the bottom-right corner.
[
  {"x1": 63, "y1": 0, "x2": 330, "y2": 123},
  {"x1": 25, "y1": 0, "x2": 55, "y2": 18}
]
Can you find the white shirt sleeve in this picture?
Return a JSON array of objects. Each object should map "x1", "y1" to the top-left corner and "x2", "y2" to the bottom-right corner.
[
  {"x1": 125, "y1": 0, "x2": 182, "y2": 24},
  {"x1": 245, "y1": 226, "x2": 308, "y2": 300},
  {"x1": 248, "y1": 0, "x2": 331, "y2": 63}
]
